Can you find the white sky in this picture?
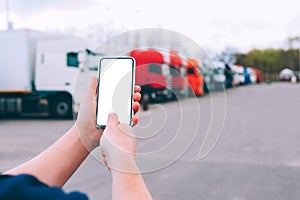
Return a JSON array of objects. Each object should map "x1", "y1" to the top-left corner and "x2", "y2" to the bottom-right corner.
[{"x1": 0, "y1": 0, "x2": 300, "y2": 53}]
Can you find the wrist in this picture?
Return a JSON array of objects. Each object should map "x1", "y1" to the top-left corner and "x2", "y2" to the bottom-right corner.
[
  {"x1": 100, "y1": 135, "x2": 138, "y2": 173},
  {"x1": 111, "y1": 161, "x2": 140, "y2": 178},
  {"x1": 73, "y1": 123, "x2": 96, "y2": 152},
  {"x1": 110, "y1": 156, "x2": 139, "y2": 174}
]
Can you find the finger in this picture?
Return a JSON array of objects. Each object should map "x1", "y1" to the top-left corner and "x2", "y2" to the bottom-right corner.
[
  {"x1": 132, "y1": 102, "x2": 140, "y2": 114},
  {"x1": 90, "y1": 76, "x2": 98, "y2": 93},
  {"x1": 103, "y1": 158, "x2": 108, "y2": 167},
  {"x1": 103, "y1": 158, "x2": 111, "y2": 171},
  {"x1": 132, "y1": 115, "x2": 139, "y2": 126},
  {"x1": 101, "y1": 151, "x2": 106, "y2": 159},
  {"x1": 106, "y1": 113, "x2": 119, "y2": 128},
  {"x1": 133, "y1": 92, "x2": 141, "y2": 102},
  {"x1": 134, "y1": 85, "x2": 141, "y2": 93},
  {"x1": 86, "y1": 76, "x2": 98, "y2": 99}
]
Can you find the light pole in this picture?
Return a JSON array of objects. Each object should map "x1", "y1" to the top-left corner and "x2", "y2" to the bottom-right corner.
[
  {"x1": 297, "y1": 37, "x2": 300, "y2": 77},
  {"x1": 295, "y1": 36, "x2": 299, "y2": 76},
  {"x1": 298, "y1": 37, "x2": 300, "y2": 75},
  {"x1": 5, "y1": 0, "x2": 12, "y2": 30}
]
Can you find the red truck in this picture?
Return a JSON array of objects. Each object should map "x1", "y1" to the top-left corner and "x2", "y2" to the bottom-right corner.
[
  {"x1": 186, "y1": 58, "x2": 204, "y2": 96},
  {"x1": 252, "y1": 68, "x2": 263, "y2": 83},
  {"x1": 130, "y1": 49, "x2": 169, "y2": 109},
  {"x1": 168, "y1": 50, "x2": 188, "y2": 98}
]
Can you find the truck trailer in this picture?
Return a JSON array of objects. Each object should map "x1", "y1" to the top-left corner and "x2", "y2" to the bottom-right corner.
[{"x1": 0, "y1": 29, "x2": 88, "y2": 118}]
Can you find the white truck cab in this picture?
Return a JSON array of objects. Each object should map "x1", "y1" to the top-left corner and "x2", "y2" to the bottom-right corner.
[{"x1": 0, "y1": 29, "x2": 101, "y2": 118}]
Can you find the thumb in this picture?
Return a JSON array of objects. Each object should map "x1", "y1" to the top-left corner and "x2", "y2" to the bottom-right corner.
[{"x1": 106, "y1": 113, "x2": 119, "y2": 128}]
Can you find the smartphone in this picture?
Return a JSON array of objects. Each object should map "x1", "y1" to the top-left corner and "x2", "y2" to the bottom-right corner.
[{"x1": 96, "y1": 57, "x2": 135, "y2": 128}]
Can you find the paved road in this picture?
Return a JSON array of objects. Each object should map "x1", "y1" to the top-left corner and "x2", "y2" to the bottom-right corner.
[{"x1": 0, "y1": 82, "x2": 300, "y2": 200}]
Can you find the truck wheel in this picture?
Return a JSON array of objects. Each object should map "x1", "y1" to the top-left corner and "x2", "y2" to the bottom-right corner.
[
  {"x1": 141, "y1": 93, "x2": 149, "y2": 111},
  {"x1": 164, "y1": 90, "x2": 175, "y2": 101},
  {"x1": 50, "y1": 96, "x2": 72, "y2": 119},
  {"x1": 203, "y1": 82, "x2": 209, "y2": 94}
]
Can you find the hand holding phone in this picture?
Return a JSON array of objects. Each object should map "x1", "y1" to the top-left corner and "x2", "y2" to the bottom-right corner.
[{"x1": 96, "y1": 57, "x2": 135, "y2": 128}]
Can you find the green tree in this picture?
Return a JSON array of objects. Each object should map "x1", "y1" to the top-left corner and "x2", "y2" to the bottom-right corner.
[{"x1": 235, "y1": 48, "x2": 299, "y2": 81}]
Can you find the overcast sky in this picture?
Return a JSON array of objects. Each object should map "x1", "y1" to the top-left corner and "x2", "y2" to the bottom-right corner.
[{"x1": 0, "y1": 0, "x2": 300, "y2": 53}]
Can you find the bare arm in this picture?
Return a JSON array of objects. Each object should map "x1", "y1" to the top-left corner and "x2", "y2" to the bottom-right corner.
[
  {"x1": 4, "y1": 77, "x2": 141, "y2": 187},
  {"x1": 100, "y1": 113, "x2": 153, "y2": 200},
  {"x1": 4, "y1": 125, "x2": 89, "y2": 187},
  {"x1": 111, "y1": 170, "x2": 152, "y2": 200}
]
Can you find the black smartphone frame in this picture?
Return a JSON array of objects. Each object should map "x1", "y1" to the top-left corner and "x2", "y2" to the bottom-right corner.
[{"x1": 95, "y1": 57, "x2": 135, "y2": 129}]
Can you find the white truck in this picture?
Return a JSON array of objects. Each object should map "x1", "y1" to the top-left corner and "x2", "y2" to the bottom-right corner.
[
  {"x1": 0, "y1": 29, "x2": 100, "y2": 118},
  {"x1": 231, "y1": 64, "x2": 245, "y2": 86}
]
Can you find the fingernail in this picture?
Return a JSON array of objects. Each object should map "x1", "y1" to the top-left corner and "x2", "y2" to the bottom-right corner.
[{"x1": 109, "y1": 112, "x2": 116, "y2": 119}]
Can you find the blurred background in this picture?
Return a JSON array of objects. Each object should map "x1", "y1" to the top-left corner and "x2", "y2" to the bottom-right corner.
[
  {"x1": 1, "y1": 0, "x2": 300, "y2": 79},
  {"x1": 0, "y1": 0, "x2": 300, "y2": 200}
]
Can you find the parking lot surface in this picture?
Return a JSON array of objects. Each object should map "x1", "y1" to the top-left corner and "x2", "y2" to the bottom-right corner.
[{"x1": 1, "y1": 82, "x2": 300, "y2": 200}]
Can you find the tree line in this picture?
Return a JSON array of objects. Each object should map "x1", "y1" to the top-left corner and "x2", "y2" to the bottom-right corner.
[{"x1": 234, "y1": 48, "x2": 300, "y2": 80}]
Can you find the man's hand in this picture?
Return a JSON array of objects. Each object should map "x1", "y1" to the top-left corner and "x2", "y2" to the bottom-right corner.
[
  {"x1": 100, "y1": 113, "x2": 138, "y2": 173},
  {"x1": 76, "y1": 77, "x2": 141, "y2": 151},
  {"x1": 100, "y1": 113, "x2": 153, "y2": 200}
]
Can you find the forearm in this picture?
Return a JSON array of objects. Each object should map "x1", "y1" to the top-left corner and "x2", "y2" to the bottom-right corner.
[
  {"x1": 99, "y1": 113, "x2": 152, "y2": 199},
  {"x1": 111, "y1": 169, "x2": 153, "y2": 200},
  {"x1": 4, "y1": 125, "x2": 89, "y2": 187}
]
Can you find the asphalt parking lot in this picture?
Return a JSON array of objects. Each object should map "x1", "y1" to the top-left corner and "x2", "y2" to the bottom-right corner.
[{"x1": 1, "y1": 82, "x2": 300, "y2": 200}]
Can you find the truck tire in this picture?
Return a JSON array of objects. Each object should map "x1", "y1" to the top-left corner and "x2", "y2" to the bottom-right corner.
[
  {"x1": 141, "y1": 92, "x2": 149, "y2": 111},
  {"x1": 203, "y1": 81, "x2": 209, "y2": 94},
  {"x1": 164, "y1": 89, "x2": 175, "y2": 102},
  {"x1": 50, "y1": 96, "x2": 72, "y2": 119}
]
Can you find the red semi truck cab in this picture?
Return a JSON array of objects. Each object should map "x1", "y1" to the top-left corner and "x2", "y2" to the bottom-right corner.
[
  {"x1": 169, "y1": 50, "x2": 188, "y2": 97},
  {"x1": 130, "y1": 49, "x2": 168, "y2": 102},
  {"x1": 252, "y1": 68, "x2": 263, "y2": 83},
  {"x1": 186, "y1": 58, "x2": 204, "y2": 96}
]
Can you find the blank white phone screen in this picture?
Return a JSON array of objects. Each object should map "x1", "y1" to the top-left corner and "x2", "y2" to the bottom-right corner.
[{"x1": 96, "y1": 58, "x2": 135, "y2": 127}]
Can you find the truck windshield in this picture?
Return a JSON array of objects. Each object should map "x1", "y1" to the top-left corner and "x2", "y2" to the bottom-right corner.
[
  {"x1": 148, "y1": 64, "x2": 161, "y2": 74},
  {"x1": 67, "y1": 52, "x2": 79, "y2": 67},
  {"x1": 187, "y1": 68, "x2": 195, "y2": 75}
]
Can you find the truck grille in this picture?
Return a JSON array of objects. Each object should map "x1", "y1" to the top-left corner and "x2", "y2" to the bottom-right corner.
[{"x1": 0, "y1": 98, "x2": 22, "y2": 115}]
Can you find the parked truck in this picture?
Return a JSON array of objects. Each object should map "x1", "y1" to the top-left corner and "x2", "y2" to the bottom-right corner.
[
  {"x1": 168, "y1": 50, "x2": 188, "y2": 98},
  {"x1": 130, "y1": 49, "x2": 169, "y2": 109},
  {"x1": 186, "y1": 58, "x2": 204, "y2": 96},
  {"x1": 211, "y1": 61, "x2": 226, "y2": 90},
  {"x1": 231, "y1": 64, "x2": 245, "y2": 86},
  {"x1": 0, "y1": 29, "x2": 90, "y2": 118},
  {"x1": 251, "y1": 67, "x2": 263, "y2": 83}
]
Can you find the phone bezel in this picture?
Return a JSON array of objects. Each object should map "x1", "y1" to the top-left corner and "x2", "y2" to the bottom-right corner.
[{"x1": 95, "y1": 57, "x2": 135, "y2": 129}]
